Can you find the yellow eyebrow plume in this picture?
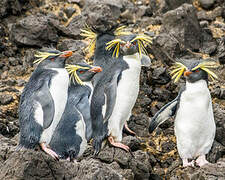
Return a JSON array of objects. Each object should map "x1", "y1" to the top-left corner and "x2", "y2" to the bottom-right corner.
[
  {"x1": 34, "y1": 51, "x2": 61, "y2": 64},
  {"x1": 169, "y1": 62, "x2": 188, "y2": 83},
  {"x1": 80, "y1": 26, "x2": 97, "y2": 54},
  {"x1": 65, "y1": 64, "x2": 90, "y2": 85},
  {"x1": 105, "y1": 39, "x2": 126, "y2": 58}
]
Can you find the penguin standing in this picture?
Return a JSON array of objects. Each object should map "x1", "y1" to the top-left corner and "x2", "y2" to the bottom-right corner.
[
  {"x1": 81, "y1": 27, "x2": 152, "y2": 153},
  {"x1": 49, "y1": 63, "x2": 102, "y2": 161},
  {"x1": 18, "y1": 49, "x2": 72, "y2": 160},
  {"x1": 149, "y1": 59, "x2": 219, "y2": 167}
]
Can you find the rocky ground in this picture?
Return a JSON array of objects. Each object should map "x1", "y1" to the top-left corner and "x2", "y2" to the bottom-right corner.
[{"x1": 0, "y1": 0, "x2": 225, "y2": 179}]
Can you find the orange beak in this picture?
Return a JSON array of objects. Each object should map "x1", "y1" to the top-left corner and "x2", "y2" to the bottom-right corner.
[
  {"x1": 125, "y1": 42, "x2": 131, "y2": 49},
  {"x1": 88, "y1": 66, "x2": 102, "y2": 73},
  {"x1": 184, "y1": 71, "x2": 192, "y2": 77},
  {"x1": 59, "y1": 51, "x2": 73, "y2": 58}
]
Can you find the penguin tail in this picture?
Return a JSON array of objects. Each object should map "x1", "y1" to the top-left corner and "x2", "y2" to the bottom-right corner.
[{"x1": 15, "y1": 144, "x2": 23, "y2": 152}]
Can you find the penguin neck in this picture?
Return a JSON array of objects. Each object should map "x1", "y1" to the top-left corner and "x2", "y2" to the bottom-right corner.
[{"x1": 185, "y1": 79, "x2": 208, "y2": 90}]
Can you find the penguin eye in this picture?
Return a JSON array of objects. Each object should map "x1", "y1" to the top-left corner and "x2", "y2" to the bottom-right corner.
[
  {"x1": 195, "y1": 69, "x2": 200, "y2": 73},
  {"x1": 50, "y1": 58, "x2": 55, "y2": 61},
  {"x1": 79, "y1": 70, "x2": 85, "y2": 74},
  {"x1": 132, "y1": 41, "x2": 136, "y2": 45}
]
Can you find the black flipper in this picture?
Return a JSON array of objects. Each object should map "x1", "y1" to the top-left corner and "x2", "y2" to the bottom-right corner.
[
  {"x1": 34, "y1": 80, "x2": 55, "y2": 129},
  {"x1": 76, "y1": 93, "x2": 92, "y2": 142},
  {"x1": 103, "y1": 71, "x2": 121, "y2": 121},
  {"x1": 149, "y1": 87, "x2": 185, "y2": 133}
]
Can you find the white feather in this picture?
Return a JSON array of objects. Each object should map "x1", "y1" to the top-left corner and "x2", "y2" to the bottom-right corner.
[
  {"x1": 34, "y1": 101, "x2": 43, "y2": 126},
  {"x1": 108, "y1": 53, "x2": 141, "y2": 141},
  {"x1": 175, "y1": 80, "x2": 216, "y2": 159},
  {"x1": 76, "y1": 111, "x2": 87, "y2": 157},
  {"x1": 40, "y1": 68, "x2": 69, "y2": 145}
]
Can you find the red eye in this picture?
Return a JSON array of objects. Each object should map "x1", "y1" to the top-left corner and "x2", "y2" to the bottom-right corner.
[
  {"x1": 132, "y1": 41, "x2": 136, "y2": 45},
  {"x1": 79, "y1": 71, "x2": 85, "y2": 74},
  {"x1": 195, "y1": 69, "x2": 199, "y2": 72},
  {"x1": 50, "y1": 58, "x2": 54, "y2": 61}
]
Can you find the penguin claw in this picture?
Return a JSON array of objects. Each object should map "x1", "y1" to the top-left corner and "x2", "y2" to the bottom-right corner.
[
  {"x1": 123, "y1": 122, "x2": 136, "y2": 136},
  {"x1": 182, "y1": 159, "x2": 195, "y2": 167},
  {"x1": 196, "y1": 155, "x2": 209, "y2": 167},
  {"x1": 40, "y1": 143, "x2": 59, "y2": 161},
  {"x1": 108, "y1": 136, "x2": 130, "y2": 153}
]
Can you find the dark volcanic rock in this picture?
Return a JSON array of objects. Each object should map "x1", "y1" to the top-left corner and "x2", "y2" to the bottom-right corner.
[
  {"x1": 161, "y1": 4, "x2": 201, "y2": 51},
  {"x1": 10, "y1": 14, "x2": 59, "y2": 47},
  {"x1": 199, "y1": 0, "x2": 215, "y2": 10}
]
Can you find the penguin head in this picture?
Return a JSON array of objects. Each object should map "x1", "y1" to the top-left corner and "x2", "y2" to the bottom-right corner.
[
  {"x1": 105, "y1": 34, "x2": 152, "y2": 58},
  {"x1": 34, "y1": 50, "x2": 73, "y2": 68},
  {"x1": 66, "y1": 63, "x2": 102, "y2": 85},
  {"x1": 170, "y1": 59, "x2": 219, "y2": 83}
]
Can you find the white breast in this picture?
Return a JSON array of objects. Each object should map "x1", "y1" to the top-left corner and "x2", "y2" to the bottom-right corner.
[
  {"x1": 40, "y1": 68, "x2": 69, "y2": 145},
  {"x1": 175, "y1": 80, "x2": 216, "y2": 158},
  {"x1": 108, "y1": 53, "x2": 142, "y2": 141}
]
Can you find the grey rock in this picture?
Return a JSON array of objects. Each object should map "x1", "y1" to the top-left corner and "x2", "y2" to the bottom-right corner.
[
  {"x1": 10, "y1": 14, "x2": 59, "y2": 47},
  {"x1": 64, "y1": 7, "x2": 76, "y2": 18},
  {"x1": 0, "y1": 94, "x2": 14, "y2": 105},
  {"x1": 199, "y1": 0, "x2": 215, "y2": 10}
]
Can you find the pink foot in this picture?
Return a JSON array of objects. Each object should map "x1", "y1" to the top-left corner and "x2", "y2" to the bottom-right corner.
[
  {"x1": 40, "y1": 143, "x2": 59, "y2": 160},
  {"x1": 196, "y1": 155, "x2": 209, "y2": 167},
  {"x1": 182, "y1": 158, "x2": 195, "y2": 167},
  {"x1": 108, "y1": 136, "x2": 130, "y2": 152},
  {"x1": 124, "y1": 122, "x2": 136, "y2": 136}
]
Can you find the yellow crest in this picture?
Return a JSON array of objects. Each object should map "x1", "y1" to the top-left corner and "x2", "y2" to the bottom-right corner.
[
  {"x1": 34, "y1": 51, "x2": 61, "y2": 64},
  {"x1": 65, "y1": 64, "x2": 90, "y2": 85},
  {"x1": 80, "y1": 25, "x2": 132, "y2": 55},
  {"x1": 105, "y1": 34, "x2": 152, "y2": 58},
  {"x1": 170, "y1": 60, "x2": 219, "y2": 83},
  {"x1": 80, "y1": 26, "x2": 97, "y2": 54}
]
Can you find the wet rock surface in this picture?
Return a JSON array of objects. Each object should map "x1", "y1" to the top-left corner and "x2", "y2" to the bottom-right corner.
[{"x1": 0, "y1": 0, "x2": 225, "y2": 179}]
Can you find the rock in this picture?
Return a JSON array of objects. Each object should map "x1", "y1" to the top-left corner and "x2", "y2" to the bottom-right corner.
[
  {"x1": 200, "y1": 28, "x2": 217, "y2": 55},
  {"x1": 128, "y1": 114, "x2": 150, "y2": 137},
  {"x1": 151, "y1": 67, "x2": 171, "y2": 85},
  {"x1": 0, "y1": 94, "x2": 14, "y2": 105},
  {"x1": 0, "y1": 0, "x2": 9, "y2": 18},
  {"x1": 16, "y1": 79, "x2": 26, "y2": 87},
  {"x1": 199, "y1": 0, "x2": 215, "y2": 10},
  {"x1": 170, "y1": 158, "x2": 225, "y2": 179},
  {"x1": 64, "y1": 7, "x2": 76, "y2": 18},
  {"x1": 81, "y1": 0, "x2": 123, "y2": 31},
  {"x1": 200, "y1": 20, "x2": 209, "y2": 28},
  {"x1": 216, "y1": 37, "x2": 225, "y2": 64},
  {"x1": 207, "y1": 141, "x2": 225, "y2": 163},
  {"x1": 148, "y1": 0, "x2": 192, "y2": 16},
  {"x1": 161, "y1": 4, "x2": 201, "y2": 51},
  {"x1": 10, "y1": 14, "x2": 59, "y2": 47}
]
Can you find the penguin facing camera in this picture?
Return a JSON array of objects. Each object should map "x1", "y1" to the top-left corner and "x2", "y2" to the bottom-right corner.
[
  {"x1": 18, "y1": 49, "x2": 73, "y2": 160},
  {"x1": 149, "y1": 59, "x2": 219, "y2": 167},
  {"x1": 49, "y1": 63, "x2": 102, "y2": 161},
  {"x1": 81, "y1": 26, "x2": 152, "y2": 154}
]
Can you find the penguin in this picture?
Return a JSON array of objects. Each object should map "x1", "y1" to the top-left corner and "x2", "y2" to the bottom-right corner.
[
  {"x1": 81, "y1": 26, "x2": 152, "y2": 154},
  {"x1": 49, "y1": 63, "x2": 102, "y2": 161},
  {"x1": 18, "y1": 49, "x2": 73, "y2": 160},
  {"x1": 149, "y1": 59, "x2": 219, "y2": 167}
]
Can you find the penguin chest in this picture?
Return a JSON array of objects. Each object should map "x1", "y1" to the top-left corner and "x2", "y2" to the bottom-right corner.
[
  {"x1": 108, "y1": 54, "x2": 141, "y2": 140},
  {"x1": 40, "y1": 68, "x2": 69, "y2": 144},
  {"x1": 175, "y1": 80, "x2": 215, "y2": 158}
]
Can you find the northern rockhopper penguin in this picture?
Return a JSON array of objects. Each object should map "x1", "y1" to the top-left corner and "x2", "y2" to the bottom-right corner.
[
  {"x1": 18, "y1": 49, "x2": 72, "y2": 160},
  {"x1": 81, "y1": 26, "x2": 152, "y2": 154},
  {"x1": 149, "y1": 59, "x2": 219, "y2": 167},
  {"x1": 49, "y1": 63, "x2": 102, "y2": 161}
]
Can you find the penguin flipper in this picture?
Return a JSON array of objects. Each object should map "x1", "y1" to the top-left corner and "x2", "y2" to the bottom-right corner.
[
  {"x1": 149, "y1": 87, "x2": 185, "y2": 133},
  {"x1": 34, "y1": 81, "x2": 55, "y2": 129},
  {"x1": 141, "y1": 54, "x2": 151, "y2": 67},
  {"x1": 149, "y1": 99, "x2": 178, "y2": 133},
  {"x1": 104, "y1": 71, "x2": 121, "y2": 121}
]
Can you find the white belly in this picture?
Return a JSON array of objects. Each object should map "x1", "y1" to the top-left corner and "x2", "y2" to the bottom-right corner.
[
  {"x1": 108, "y1": 53, "x2": 141, "y2": 141},
  {"x1": 40, "y1": 68, "x2": 69, "y2": 144},
  {"x1": 175, "y1": 80, "x2": 216, "y2": 159},
  {"x1": 76, "y1": 111, "x2": 87, "y2": 157}
]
